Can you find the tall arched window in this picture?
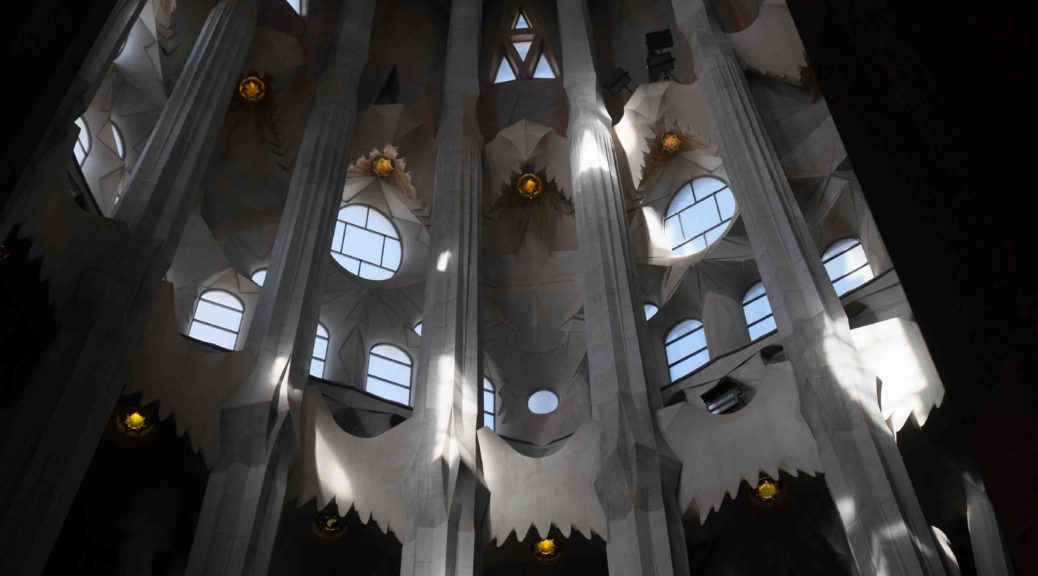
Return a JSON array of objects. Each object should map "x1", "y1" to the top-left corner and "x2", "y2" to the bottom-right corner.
[
  {"x1": 331, "y1": 204, "x2": 402, "y2": 281},
  {"x1": 665, "y1": 177, "x2": 737, "y2": 256},
  {"x1": 742, "y1": 282, "x2": 777, "y2": 341},
  {"x1": 365, "y1": 344, "x2": 412, "y2": 405},
  {"x1": 188, "y1": 290, "x2": 244, "y2": 351},
  {"x1": 665, "y1": 319, "x2": 709, "y2": 382},
  {"x1": 74, "y1": 117, "x2": 91, "y2": 166},
  {"x1": 310, "y1": 323, "x2": 329, "y2": 378},
  {"x1": 644, "y1": 303, "x2": 659, "y2": 321},
  {"x1": 822, "y1": 238, "x2": 874, "y2": 296},
  {"x1": 483, "y1": 378, "x2": 496, "y2": 430},
  {"x1": 250, "y1": 268, "x2": 267, "y2": 286},
  {"x1": 492, "y1": 8, "x2": 557, "y2": 84}
]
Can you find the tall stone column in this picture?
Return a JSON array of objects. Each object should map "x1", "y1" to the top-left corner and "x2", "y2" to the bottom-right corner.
[
  {"x1": 398, "y1": 0, "x2": 482, "y2": 574},
  {"x1": 556, "y1": 1, "x2": 690, "y2": 574},
  {"x1": 965, "y1": 477, "x2": 1013, "y2": 576},
  {"x1": 0, "y1": 1, "x2": 260, "y2": 574},
  {"x1": 184, "y1": 1, "x2": 376, "y2": 573},
  {"x1": 671, "y1": 1, "x2": 946, "y2": 574}
]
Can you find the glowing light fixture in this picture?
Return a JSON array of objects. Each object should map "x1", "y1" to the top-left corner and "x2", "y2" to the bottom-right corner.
[
  {"x1": 238, "y1": 75, "x2": 267, "y2": 103},
  {"x1": 116, "y1": 407, "x2": 155, "y2": 438},
  {"x1": 754, "y1": 474, "x2": 782, "y2": 502},
  {"x1": 373, "y1": 155, "x2": 394, "y2": 177},
  {"x1": 533, "y1": 538, "x2": 560, "y2": 562},
  {"x1": 516, "y1": 172, "x2": 543, "y2": 200},
  {"x1": 661, "y1": 133, "x2": 681, "y2": 153},
  {"x1": 312, "y1": 510, "x2": 347, "y2": 541}
]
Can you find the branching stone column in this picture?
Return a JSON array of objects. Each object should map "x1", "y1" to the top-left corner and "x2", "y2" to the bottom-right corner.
[
  {"x1": 672, "y1": 0, "x2": 946, "y2": 574},
  {"x1": 184, "y1": 2, "x2": 376, "y2": 574},
  {"x1": 556, "y1": 1, "x2": 690, "y2": 574},
  {"x1": 0, "y1": 1, "x2": 259, "y2": 574},
  {"x1": 399, "y1": 0, "x2": 482, "y2": 574}
]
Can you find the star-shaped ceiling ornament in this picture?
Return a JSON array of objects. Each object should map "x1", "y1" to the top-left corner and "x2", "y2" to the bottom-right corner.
[
  {"x1": 485, "y1": 164, "x2": 574, "y2": 249},
  {"x1": 347, "y1": 145, "x2": 417, "y2": 203}
]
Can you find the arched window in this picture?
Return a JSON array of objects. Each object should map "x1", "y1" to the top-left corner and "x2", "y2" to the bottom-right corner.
[
  {"x1": 742, "y1": 282, "x2": 777, "y2": 341},
  {"x1": 331, "y1": 204, "x2": 402, "y2": 281},
  {"x1": 664, "y1": 177, "x2": 737, "y2": 256},
  {"x1": 665, "y1": 319, "x2": 709, "y2": 382},
  {"x1": 644, "y1": 303, "x2": 659, "y2": 321},
  {"x1": 413, "y1": 321, "x2": 423, "y2": 336},
  {"x1": 483, "y1": 378, "x2": 496, "y2": 430},
  {"x1": 188, "y1": 290, "x2": 244, "y2": 350},
  {"x1": 822, "y1": 238, "x2": 874, "y2": 296},
  {"x1": 74, "y1": 117, "x2": 91, "y2": 166},
  {"x1": 286, "y1": 0, "x2": 303, "y2": 14},
  {"x1": 310, "y1": 323, "x2": 329, "y2": 378},
  {"x1": 365, "y1": 344, "x2": 412, "y2": 405},
  {"x1": 492, "y1": 8, "x2": 557, "y2": 84},
  {"x1": 250, "y1": 268, "x2": 267, "y2": 286}
]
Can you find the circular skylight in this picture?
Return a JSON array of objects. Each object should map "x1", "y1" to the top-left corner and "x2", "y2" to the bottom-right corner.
[
  {"x1": 527, "y1": 390, "x2": 559, "y2": 414},
  {"x1": 330, "y1": 204, "x2": 402, "y2": 281},
  {"x1": 664, "y1": 177, "x2": 736, "y2": 256}
]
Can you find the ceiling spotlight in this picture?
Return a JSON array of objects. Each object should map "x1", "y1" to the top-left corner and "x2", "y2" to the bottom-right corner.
[
  {"x1": 754, "y1": 473, "x2": 782, "y2": 502},
  {"x1": 116, "y1": 407, "x2": 154, "y2": 438},
  {"x1": 238, "y1": 74, "x2": 267, "y2": 103},
  {"x1": 312, "y1": 510, "x2": 347, "y2": 541},
  {"x1": 533, "y1": 537, "x2": 560, "y2": 563},
  {"x1": 661, "y1": 133, "x2": 682, "y2": 154},
  {"x1": 373, "y1": 156, "x2": 394, "y2": 177},
  {"x1": 516, "y1": 172, "x2": 543, "y2": 200}
]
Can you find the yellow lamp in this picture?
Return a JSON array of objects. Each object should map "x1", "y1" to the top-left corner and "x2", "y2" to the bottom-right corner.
[
  {"x1": 754, "y1": 475, "x2": 781, "y2": 502},
  {"x1": 238, "y1": 75, "x2": 267, "y2": 103},
  {"x1": 123, "y1": 411, "x2": 147, "y2": 433},
  {"x1": 516, "y1": 172, "x2": 543, "y2": 200},
  {"x1": 373, "y1": 156, "x2": 394, "y2": 177},
  {"x1": 661, "y1": 133, "x2": 681, "y2": 153},
  {"x1": 533, "y1": 537, "x2": 559, "y2": 562}
]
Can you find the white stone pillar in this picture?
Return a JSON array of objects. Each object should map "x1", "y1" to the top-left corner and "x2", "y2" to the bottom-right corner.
[
  {"x1": 185, "y1": 1, "x2": 376, "y2": 574},
  {"x1": 555, "y1": 0, "x2": 690, "y2": 574},
  {"x1": 670, "y1": 0, "x2": 946, "y2": 574},
  {"x1": 398, "y1": 0, "x2": 483, "y2": 574},
  {"x1": 0, "y1": 1, "x2": 260, "y2": 574},
  {"x1": 965, "y1": 477, "x2": 1013, "y2": 576}
]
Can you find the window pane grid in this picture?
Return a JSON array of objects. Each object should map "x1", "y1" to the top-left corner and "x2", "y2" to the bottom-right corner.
[
  {"x1": 189, "y1": 290, "x2": 243, "y2": 350},
  {"x1": 665, "y1": 179, "x2": 736, "y2": 256},
  {"x1": 666, "y1": 319, "x2": 710, "y2": 382},
  {"x1": 366, "y1": 344, "x2": 412, "y2": 405},
  {"x1": 332, "y1": 205, "x2": 401, "y2": 281},
  {"x1": 822, "y1": 239, "x2": 874, "y2": 296}
]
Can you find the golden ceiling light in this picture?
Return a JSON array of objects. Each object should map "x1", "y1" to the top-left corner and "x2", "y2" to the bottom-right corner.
[
  {"x1": 661, "y1": 132, "x2": 682, "y2": 153},
  {"x1": 754, "y1": 474, "x2": 781, "y2": 502},
  {"x1": 238, "y1": 75, "x2": 266, "y2": 103},
  {"x1": 373, "y1": 155, "x2": 394, "y2": 177},
  {"x1": 116, "y1": 408, "x2": 154, "y2": 438},
  {"x1": 532, "y1": 537, "x2": 559, "y2": 562},
  {"x1": 312, "y1": 511, "x2": 347, "y2": 541},
  {"x1": 516, "y1": 172, "x2": 543, "y2": 200}
]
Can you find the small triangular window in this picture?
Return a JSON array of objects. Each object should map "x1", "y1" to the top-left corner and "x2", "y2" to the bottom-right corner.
[
  {"x1": 513, "y1": 41, "x2": 532, "y2": 62},
  {"x1": 533, "y1": 54, "x2": 555, "y2": 78},
  {"x1": 514, "y1": 10, "x2": 530, "y2": 29},
  {"x1": 494, "y1": 60, "x2": 517, "y2": 83}
]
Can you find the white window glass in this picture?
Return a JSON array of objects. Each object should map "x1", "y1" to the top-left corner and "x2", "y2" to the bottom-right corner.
[
  {"x1": 287, "y1": 0, "x2": 302, "y2": 14},
  {"x1": 331, "y1": 204, "x2": 402, "y2": 281},
  {"x1": 413, "y1": 322, "x2": 423, "y2": 336},
  {"x1": 188, "y1": 290, "x2": 244, "y2": 350},
  {"x1": 310, "y1": 323, "x2": 329, "y2": 378},
  {"x1": 742, "y1": 282, "x2": 777, "y2": 341},
  {"x1": 251, "y1": 268, "x2": 267, "y2": 286},
  {"x1": 533, "y1": 54, "x2": 555, "y2": 78},
  {"x1": 664, "y1": 177, "x2": 737, "y2": 256},
  {"x1": 822, "y1": 238, "x2": 874, "y2": 296},
  {"x1": 483, "y1": 378, "x2": 496, "y2": 430},
  {"x1": 74, "y1": 117, "x2": 91, "y2": 166},
  {"x1": 366, "y1": 344, "x2": 412, "y2": 405},
  {"x1": 528, "y1": 390, "x2": 558, "y2": 414},
  {"x1": 644, "y1": 303, "x2": 659, "y2": 321},
  {"x1": 494, "y1": 59, "x2": 517, "y2": 83},
  {"x1": 513, "y1": 41, "x2": 532, "y2": 62},
  {"x1": 514, "y1": 10, "x2": 530, "y2": 29},
  {"x1": 665, "y1": 319, "x2": 709, "y2": 382}
]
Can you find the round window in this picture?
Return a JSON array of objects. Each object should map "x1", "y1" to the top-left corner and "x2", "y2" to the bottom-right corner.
[
  {"x1": 330, "y1": 204, "x2": 402, "y2": 281},
  {"x1": 664, "y1": 177, "x2": 737, "y2": 256},
  {"x1": 527, "y1": 390, "x2": 559, "y2": 414}
]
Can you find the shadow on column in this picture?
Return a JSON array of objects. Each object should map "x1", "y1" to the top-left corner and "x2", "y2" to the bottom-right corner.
[
  {"x1": 483, "y1": 526, "x2": 608, "y2": 576},
  {"x1": 43, "y1": 392, "x2": 210, "y2": 575},
  {"x1": 685, "y1": 472, "x2": 855, "y2": 575}
]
